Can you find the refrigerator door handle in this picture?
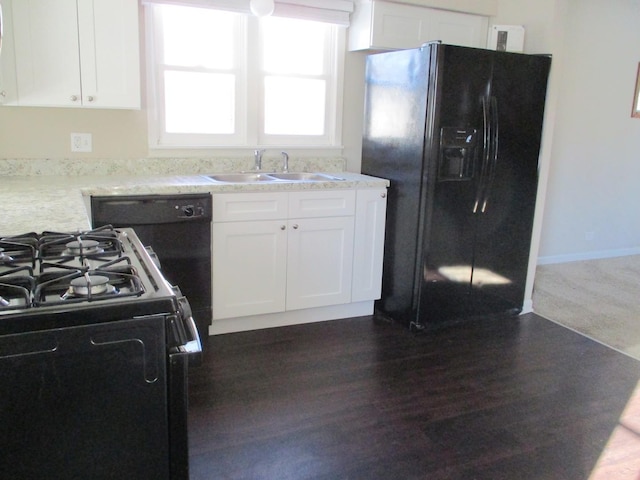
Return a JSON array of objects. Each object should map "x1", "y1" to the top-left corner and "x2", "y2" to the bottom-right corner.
[
  {"x1": 474, "y1": 96, "x2": 491, "y2": 213},
  {"x1": 481, "y1": 96, "x2": 499, "y2": 213}
]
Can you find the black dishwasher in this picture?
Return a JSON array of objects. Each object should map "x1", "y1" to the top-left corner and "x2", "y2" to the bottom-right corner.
[{"x1": 91, "y1": 194, "x2": 212, "y2": 342}]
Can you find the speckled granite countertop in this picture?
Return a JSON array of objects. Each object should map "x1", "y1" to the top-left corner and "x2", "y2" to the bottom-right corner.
[{"x1": 1, "y1": 172, "x2": 389, "y2": 236}]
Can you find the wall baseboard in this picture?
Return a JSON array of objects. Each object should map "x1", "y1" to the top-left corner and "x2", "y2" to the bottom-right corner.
[{"x1": 537, "y1": 246, "x2": 640, "y2": 265}]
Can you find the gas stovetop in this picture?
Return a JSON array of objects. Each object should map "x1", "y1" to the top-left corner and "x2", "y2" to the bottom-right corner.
[{"x1": 0, "y1": 226, "x2": 189, "y2": 340}]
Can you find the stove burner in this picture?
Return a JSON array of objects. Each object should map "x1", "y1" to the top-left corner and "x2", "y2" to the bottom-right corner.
[
  {"x1": 63, "y1": 274, "x2": 117, "y2": 299},
  {"x1": 64, "y1": 239, "x2": 104, "y2": 257},
  {"x1": 39, "y1": 227, "x2": 123, "y2": 260},
  {"x1": 0, "y1": 296, "x2": 9, "y2": 307}
]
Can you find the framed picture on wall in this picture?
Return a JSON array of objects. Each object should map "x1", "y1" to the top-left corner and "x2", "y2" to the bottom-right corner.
[{"x1": 633, "y1": 62, "x2": 640, "y2": 118}]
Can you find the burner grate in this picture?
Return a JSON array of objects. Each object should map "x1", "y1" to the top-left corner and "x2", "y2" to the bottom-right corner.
[
  {"x1": 0, "y1": 278, "x2": 33, "y2": 311},
  {"x1": 0, "y1": 233, "x2": 38, "y2": 267},
  {"x1": 33, "y1": 266, "x2": 145, "y2": 307},
  {"x1": 39, "y1": 226, "x2": 123, "y2": 261}
]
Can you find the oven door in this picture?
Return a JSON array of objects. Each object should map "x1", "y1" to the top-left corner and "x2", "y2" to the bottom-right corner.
[
  {"x1": 0, "y1": 316, "x2": 171, "y2": 480},
  {"x1": 168, "y1": 313, "x2": 202, "y2": 480}
]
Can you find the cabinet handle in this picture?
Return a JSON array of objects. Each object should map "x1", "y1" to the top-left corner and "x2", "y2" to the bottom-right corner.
[
  {"x1": 380, "y1": 192, "x2": 386, "y2": 198},
  {"x1": 70, "y1": 95, "x2": 79, "y2": 102},
  {"x1": 292, "y1": 224, "x2": 299, "y2": 230},
  {"x1": 280, "y1": 225, "x2": 286, "y2": 230}
]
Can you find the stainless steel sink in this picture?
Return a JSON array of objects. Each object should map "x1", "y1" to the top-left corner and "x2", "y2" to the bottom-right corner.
[
  {"x1": 207, "y1": 173, "x2": 280, "y2": 183},
  {"x1": 267, "y1": 172, "x2": 345, "y2": 182},
  {"x1": 207, "y1": 172, "x2": 346, "y2": 183}
]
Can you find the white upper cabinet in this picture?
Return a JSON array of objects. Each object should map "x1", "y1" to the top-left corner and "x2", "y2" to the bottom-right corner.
[
  {"x1": 348, "y1": 1, "x2": 488, "y2": 51},
  {"x1": 8, "y1": 0, "x2": 140, "y2": 108},
  {"x1": 0, "y1": 0, "x2": 19, "y2": 105}
]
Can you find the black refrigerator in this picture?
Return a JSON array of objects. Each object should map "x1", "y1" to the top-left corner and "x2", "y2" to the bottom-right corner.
[{"x1": 361, "y1": 42, "x2": 551, "y2": 330}]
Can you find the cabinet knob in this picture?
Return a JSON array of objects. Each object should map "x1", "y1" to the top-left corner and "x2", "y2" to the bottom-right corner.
[
  {"x1": 292, "y1": 224, "x2": 299, "y2": 230},
  {"x1": 87, "y1": 96, "x2": 95, "y2": 102},
  {"x1": 280, "y1": 225, "x2": 286, "y2": 230},
  {"x1": 70, "y1": 95, "x2": 79, "y2": 102},
  {"x1": 380, "y1": 192, "x2": 386, "y2": 198},
  {"x1": 0, "y1": 91, "x2": 6, "y2": 98}
]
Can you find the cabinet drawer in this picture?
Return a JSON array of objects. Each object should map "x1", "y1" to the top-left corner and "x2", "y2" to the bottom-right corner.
[
  {"x1": 289, "y1": 190, "x2": 356, "y2": 218},
  {"x1": 212, "y1": 192, "x2": 288, "y2": 222}
]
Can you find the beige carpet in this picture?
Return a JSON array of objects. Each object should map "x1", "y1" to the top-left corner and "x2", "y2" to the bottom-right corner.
[{"x1": 533, "y1": 255, "x2": 640, "y2": 361}]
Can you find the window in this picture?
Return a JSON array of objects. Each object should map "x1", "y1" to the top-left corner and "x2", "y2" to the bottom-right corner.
[{"x1": 146, "y1": 4, "x2": 345, "y2": 148}]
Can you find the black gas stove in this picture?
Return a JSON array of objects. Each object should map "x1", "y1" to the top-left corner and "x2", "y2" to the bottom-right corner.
[
  {"x1": 0, "y1": 226, "x2": 196, "y2": 342},
  {"x1": 0, "y1": 226, "x2": 200, "y2": 480}
]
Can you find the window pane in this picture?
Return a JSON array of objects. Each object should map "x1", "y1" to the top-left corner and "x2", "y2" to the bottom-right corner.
[
  {"x1": 161, "y1": 6, "x2": 236, "y2": 69},
  {"x1": 261, "y1": 17, "x2": 326, "y2": 75},
  {"x1": 264, "y1": 77, "x2": 325, "y2": 135},
  {"x1": 164, "y1": 71, "x2": 235, "y2": 134}
]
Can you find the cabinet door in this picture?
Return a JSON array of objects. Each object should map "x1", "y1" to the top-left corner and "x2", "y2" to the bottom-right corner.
[
  {"x1": 0, "y1": 0, "x2": 19, "y2": 105},
  {"x1": 349, "y1": 1, "x2": 488, "y2": 51},
  {"x1": 77, "y1": 0, "x2": 140, "y2": 108},
  {"x1": 12, "y1": 0, "x2": 82, "y2": 106},
  {"x1": 352, "y1": 188, "x2": 387, "y2": 302},
  {"x1": 426, "y1": 8, "x2": 488, "y2": 48},
  {"x1": 212, "y1": 220, "x2": 287, "y2": 320},
  {"x1": 286, "y1": 216, "x2": 354, "y2": 311}
]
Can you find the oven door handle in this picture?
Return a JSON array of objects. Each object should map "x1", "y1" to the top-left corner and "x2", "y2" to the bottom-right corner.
[{"x1": 180, "y1": 315, "x2": 202, "y2": 356}]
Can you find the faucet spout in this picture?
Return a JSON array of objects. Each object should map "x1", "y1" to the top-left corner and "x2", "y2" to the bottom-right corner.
[
  {"x1": 254, "y1": 149, "x2": 264, "y2": 171},
  {"x1": 281, "y1": 151, "x2": 289, "y2": 173}
]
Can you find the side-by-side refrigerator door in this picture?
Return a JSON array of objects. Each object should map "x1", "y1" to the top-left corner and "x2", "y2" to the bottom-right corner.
[
  {"x1": 470, "y1": 53, "x2": 551, "y2": 313},
  {"x1": 361, "y1": 46, "x2": 432, "y2": 323},
  {"x1": 417, "y1": 44, "x2": 494, "y2": 325}
]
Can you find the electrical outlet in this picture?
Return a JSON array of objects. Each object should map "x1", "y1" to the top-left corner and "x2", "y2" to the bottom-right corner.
[{"x1": 71, "y1": 133, "x2": 92, "y2": 152}]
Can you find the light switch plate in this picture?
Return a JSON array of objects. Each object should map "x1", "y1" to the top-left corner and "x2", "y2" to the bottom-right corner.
[{"x1": 71, "y1": 133, "x2": 92, "y2": 152}]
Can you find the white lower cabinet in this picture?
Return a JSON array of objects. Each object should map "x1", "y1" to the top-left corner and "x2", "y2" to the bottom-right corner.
[
  {"x1": 352, "y1": 188, "x2": 387, "y2": 302},
  {"x1": 286, "y1": 215, "x2": 354, "y2": 311},
  {"x1": 212, "y1": 219, "x2": 287, "y2": 319},
  {"x1": 211, "y1": 187, "x2": 386, "y2": 332}
]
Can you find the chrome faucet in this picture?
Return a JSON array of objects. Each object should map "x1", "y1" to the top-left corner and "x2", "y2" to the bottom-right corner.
[
  {"x1": 281, "y1": 151, "x2": 289, "y2": 173},
  {"x1": 254, "y1": 149, "x2": 264, "y2": 171}
]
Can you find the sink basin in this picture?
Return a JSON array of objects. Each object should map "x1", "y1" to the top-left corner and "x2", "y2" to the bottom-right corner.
[
  {"x1": 207, "y1": 172, "x2": 346, "y2": 183},
  {"x1": 207, "y1": 173, "x2": 279, "y2": 183},
  {"x1": 267, "y1": 172, "x2": 345, "y2": 182}
]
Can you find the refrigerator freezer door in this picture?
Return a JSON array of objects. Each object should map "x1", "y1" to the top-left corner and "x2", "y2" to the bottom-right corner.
[{"x1": 361, "y1": 46, "x2": 432, "y2": 323}]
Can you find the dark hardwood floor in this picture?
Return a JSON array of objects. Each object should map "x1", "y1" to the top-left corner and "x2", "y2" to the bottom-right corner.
[{"x1": 187, "y1": 313, "x2": 640, "y2": 479}]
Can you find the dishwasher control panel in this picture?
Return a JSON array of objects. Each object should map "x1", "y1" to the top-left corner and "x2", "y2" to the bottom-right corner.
[
  {"x1": 91, "y1": 194, "x2": 213, "y2": 225},
  {"x1": 176, "y1": 201, "x2": 207, "y2": 219}
]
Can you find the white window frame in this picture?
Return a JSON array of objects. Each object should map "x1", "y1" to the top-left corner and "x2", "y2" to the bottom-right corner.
[{"x1": 145, "y1": 4, "x2": 346, "y2": 150}]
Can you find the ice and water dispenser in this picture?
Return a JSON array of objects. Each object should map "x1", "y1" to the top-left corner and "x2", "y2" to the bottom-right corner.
[{"x1": 438, "y1": 127, "x2": 477, "y2": 181}]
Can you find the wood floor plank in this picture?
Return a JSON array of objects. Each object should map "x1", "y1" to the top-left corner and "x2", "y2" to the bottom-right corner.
[{"x1": 187, "y1": 313, "x2": 640, "y2": 479}]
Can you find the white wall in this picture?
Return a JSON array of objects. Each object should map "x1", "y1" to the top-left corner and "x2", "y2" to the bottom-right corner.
[{"x1": 537, "y1": 0, "x2": 640, "y2": 263}]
